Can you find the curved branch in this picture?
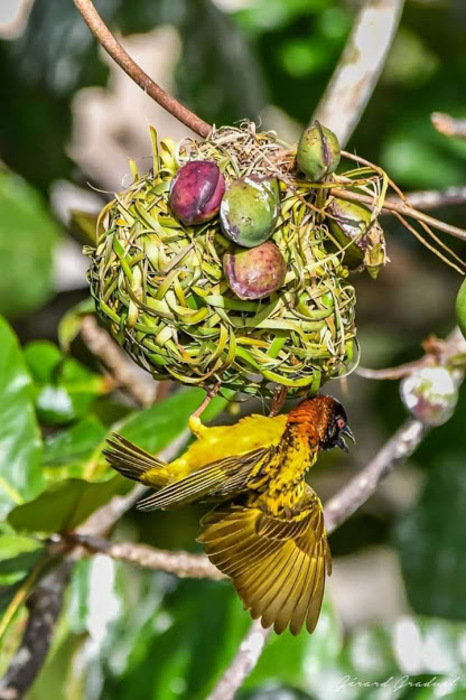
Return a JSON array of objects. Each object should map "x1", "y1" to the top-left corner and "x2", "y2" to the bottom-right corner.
[
  {"x1": 386, "y1": 186, "x2": 466, "y2": 212},
  {"x1": 73, "y1": 0, "x2": 211, "y2": 138},
  {"x1": 313, "y1": 0, "x2": 404, "y2": 146},
  {"x1": 207, "y1": 621, "x2": 271, "y2": 700},
  {"x1": 330, "y1": 185, "x2": 466, "y2": 244},
  {"x1": 81, "y1": 315, "x2": 158, "y2": 407},
  {"x1": 0, "y1": 562, "x2": 72, "y2": 700}
]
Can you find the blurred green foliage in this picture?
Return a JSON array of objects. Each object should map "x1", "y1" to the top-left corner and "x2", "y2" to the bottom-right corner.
[
  {"x1": 0, "y1": 0, "x2": 465, "y2": 698},
  {"x1": 0, "y1": 171, "x2": 60, "y2": 317}
]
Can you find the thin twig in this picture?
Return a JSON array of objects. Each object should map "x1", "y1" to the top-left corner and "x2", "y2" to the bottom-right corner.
[
  {"x1": 0, "y1": 562, "x2": 72, "y2": 700},
  {"x1": 81, "y1": 315, "x2": 158, "y2": 407},
  {"x1": 73, "y1": 0, "x2": 211, "y2": 138},
  {"x1": 431, "y1": 112, "x2": 466, "y2": 140},
  {"x1": 356, "y1": 360, "x2": 432, "y2": 380},
  {"x1": 357, "y1": 328, "x2": 465, "y2": 380},
  {"x1": 66, "y1": 534, "x2": 225, "y2": 580},
  {"x1": 313, "y1": 0, "x2": 404, "y2": 146},
  {"x1": 207, "y1": 620, "x2": 271, "y2": 700},
  {"x1": 386, "y1": 186, "x2": 466, "y2": 211},
  {"x1": 330, "y1": 185, "x2": 466, "y2": 244}
]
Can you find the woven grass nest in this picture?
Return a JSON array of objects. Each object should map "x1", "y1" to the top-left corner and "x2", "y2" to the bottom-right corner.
[{"x1": 87, "y1": 122, "x2": 387, "y2": 398}]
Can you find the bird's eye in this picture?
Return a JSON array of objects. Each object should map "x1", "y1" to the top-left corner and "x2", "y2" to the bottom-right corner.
[{"x1": 336, "y1": 417, "x2": 346, "y2": 430}]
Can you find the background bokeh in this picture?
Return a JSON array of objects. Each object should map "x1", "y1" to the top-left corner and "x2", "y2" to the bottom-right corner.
[{"x1": 0, "y1": 1, "x2": 465, "y2": 699}]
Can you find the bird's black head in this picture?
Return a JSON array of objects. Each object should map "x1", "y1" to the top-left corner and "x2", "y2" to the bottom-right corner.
[
  {"x1": 318, "y1": 397, "x2": 355, "y2": 452},
  {"x1": 286, "y1": 395, "x2": 356, "y2": 453}
]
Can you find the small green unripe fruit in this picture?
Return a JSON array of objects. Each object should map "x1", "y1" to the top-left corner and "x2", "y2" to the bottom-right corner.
[
  {"x1": 220, "y1": 176, "x2": 281, "y2": 248},
  {"x1": 400, "y1": 366, "x2": 458, "y2": 426},
  {"x1": 297, "y1": 121, "x2": 341, "y2": 181},
  {"x1": 224, "y1": 241, "x2": 286, "y2": 300},
  {"x1": 327, "y1": 197, "x2": 371, "y2": 268},
  {"x1": 456, "y1": 278, "x2": 466, "y2": 339},
  {"x1": 327, "y1": 197, "x2": 385, "y2": 277}
]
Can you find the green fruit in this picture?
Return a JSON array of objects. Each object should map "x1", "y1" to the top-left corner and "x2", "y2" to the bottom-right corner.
[
  {"x1": 456, "y1": 278, "x2": 466, "y2": 339},
  {"x1": 297, "y1": 121, "x2": 341, "y2": 181},
  {"x1": 326, "y1": 197, "x2": 386, "y2": 277},
  {"x1": 220, "y1": 176, "x2": 280, "y2": 247},
  {"x1": 327, "y1": 198, "x2": 370, "y2": 267},
  {"x1": 224, "y1": 241, "x2": 286, "y2": 300}
]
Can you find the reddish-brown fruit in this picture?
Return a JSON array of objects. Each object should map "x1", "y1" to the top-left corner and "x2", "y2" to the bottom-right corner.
[
  {"x1": 224, "y1": 241, "x2": 286, "y2": 300},
  {"x1": 169, "y1": 160, "x2": 225, "y2": 225}
]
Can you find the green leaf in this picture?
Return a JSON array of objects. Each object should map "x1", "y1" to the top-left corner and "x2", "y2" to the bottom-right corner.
[
  {"x1": 0, "y1": 171, "x2": 60, "y2": 317},
  {"x1": 0, "y1": 533, "x2": 44, "y2": 585},
  {"x1": 24, "y1": 341, "x2": 107, "y2": 426},
  {"x1": 58, "y1": 298, "x2": 95, "y2": 351},
  {"x1": 43, "y1": 415, "x2": 108, "y2": 467},
  {"x1": 43, "y1": 416, "x2": 108, "y2": 480},
  {"x1": 7, "y1": 476, "x2": 128, "y2": 534},
  {"x1": 396, "y1": 455, "x2": 466, "y2": 620},
  {"x1": 0, "y1": 317, "x2": 45, "y2": 519}
]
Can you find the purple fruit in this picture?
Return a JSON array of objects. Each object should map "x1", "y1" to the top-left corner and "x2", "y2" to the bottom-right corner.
[
  {"x1": 224, "y1": 241, "x2": 286, "y2": 300},
  {"x1": 169, "y1": 160, "x2": 225, "y2": 225}
]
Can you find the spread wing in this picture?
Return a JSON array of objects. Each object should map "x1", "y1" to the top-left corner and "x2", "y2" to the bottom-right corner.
[
  {"x1": 136, "y1": 447, "x2": 272, "y2": 512},
  {"x1": 198, "y1": 488, "x2": 331, "y2": 635}
]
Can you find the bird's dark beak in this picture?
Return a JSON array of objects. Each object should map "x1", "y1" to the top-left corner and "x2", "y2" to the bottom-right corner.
[
  {"x1": 342, "y1": 424, "x2": 356, "y2": 444},
  {"x1": 336, "y1": 425, "x2": 355, "y2": 452}
]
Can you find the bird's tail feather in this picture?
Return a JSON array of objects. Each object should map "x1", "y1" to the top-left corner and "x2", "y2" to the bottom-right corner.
[{"x1": 103, "y1": 433, "x2": 169, "y2": 487}]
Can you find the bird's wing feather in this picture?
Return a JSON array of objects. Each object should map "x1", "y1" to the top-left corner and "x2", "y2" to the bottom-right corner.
[
  {"x1": 198, "y1": 490, "x2": 330, "y2": 635},
  {"x1": 103, "y1": 434, "x2": 169, "y2": 486},
  {"x1": 136, "y1": 447, "x2": 272, "y2": 512}
]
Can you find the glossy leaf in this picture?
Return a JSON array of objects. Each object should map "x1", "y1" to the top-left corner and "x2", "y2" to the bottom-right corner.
[
  {"x1": 24, "y1": 341, "x2": 108, "y2": 426},
  {"x1": 0, "y1": 532, "x2": 44, "y2": 586},
  {"x1": 8, "y1": 476, "x2": 128, "y2": 534},
  {"x1": 0, "y1": 171, "x2": 60, "y2": 317},
  {"x1": 0, "y1": 317, "x2": 45, "y2": 520}
]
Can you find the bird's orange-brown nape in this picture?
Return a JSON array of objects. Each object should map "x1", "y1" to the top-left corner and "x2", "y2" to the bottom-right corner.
[{"x1": 286, "y1": 395, "x2": 337, "y2": 427}]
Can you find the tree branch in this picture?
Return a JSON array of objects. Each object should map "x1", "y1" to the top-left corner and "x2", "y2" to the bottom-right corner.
[
  {"x1": 386, "y1": 186, "x2": 466, "y2": 211},
  {"x1": 73, "y1": 0, "x2": 211, "y2": 138},
  {"x1": 330, "y1": 184, "x2": 466, "y2": 244},
  {"x1": 207, "y1": 620, "x2": 271, "y2": 700},
  {"x1": 0, "y1": 562, "x2": 72, "y2": 700},
  {"x1": 66, "y1": 534, "x2": 225, "y2": 580},
  {"x1": 313, "y1": 0, "x2": 404, "y2": 146},
  {"x1": 81, "y1": 315, "x2": 158, "y2": 407},
  {"x1": 431, "y1": 112, "x2": 466, "y2": 140}
]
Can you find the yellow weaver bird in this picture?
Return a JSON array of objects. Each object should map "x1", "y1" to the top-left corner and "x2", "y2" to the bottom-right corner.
[{"x1": 103, "y1": 394, "x2": 354, "y2": 635}]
